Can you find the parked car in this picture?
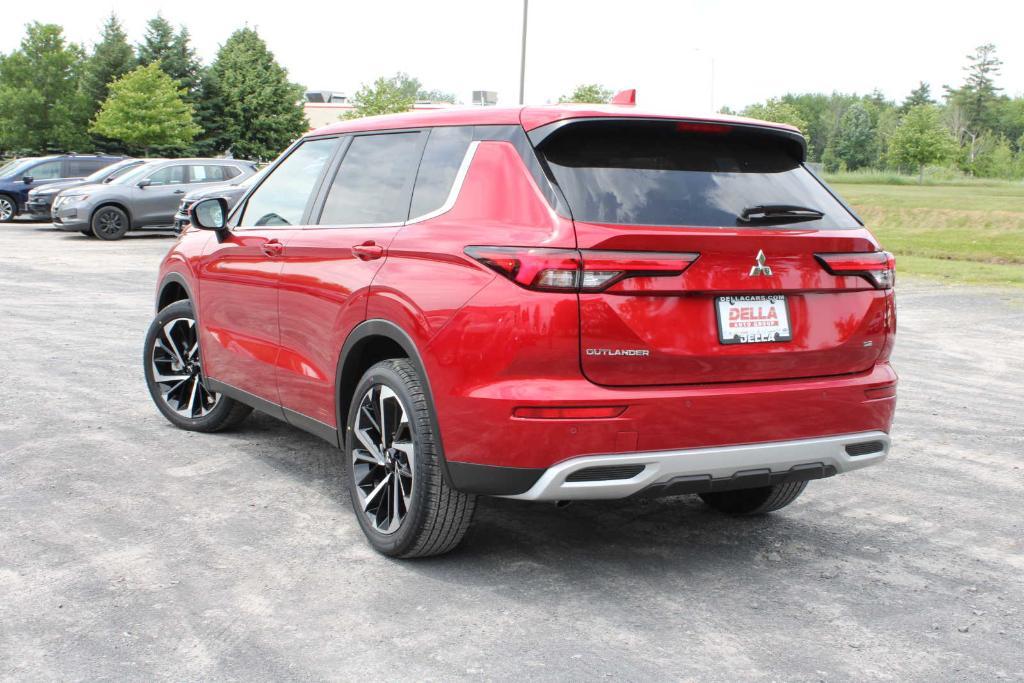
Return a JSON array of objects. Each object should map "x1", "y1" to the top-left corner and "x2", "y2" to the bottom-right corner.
[
  {"x1": 52, "y1": 158, "x2": 258, "y2": 239},
  {"x1": 0, "y1": 154, "x2": 125, "y2": 223},
  {"x1": 144, "y1": 103, "x2": 898, "y2": 558},
  {"x1": 172, "y1": 166, "x2": 267, "y2": 232},
  {"x1": 24, "y1": 158, "x2": 145, "y2": 221}
]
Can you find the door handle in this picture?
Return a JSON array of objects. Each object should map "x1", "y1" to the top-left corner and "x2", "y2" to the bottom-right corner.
[
  {"x1": 261, "y1": 239, "x2": 284, "y2": 257},
  {"x1": 351, "y1": 241, "x2": 385, "y2": 261}
]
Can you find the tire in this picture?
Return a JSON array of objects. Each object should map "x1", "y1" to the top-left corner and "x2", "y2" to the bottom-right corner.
[
  {"x1": 80, "y1": 229, "x2": 96, "y2": 237},
  {"x1": 92, "y1": 206, "x2": 129, "y2": 240},
  {"x1": 143, "y1": 299, "x2": 252, "y2": 432},
  {"x1": 699, "y1": 481, "x2": 808, "y2": 515},
  {"x1": 0, "y1": 195, "x2": 15, "y2": 223},
  {"x1": 345, "y1": 359, "x2": 476, "y2": 558}
]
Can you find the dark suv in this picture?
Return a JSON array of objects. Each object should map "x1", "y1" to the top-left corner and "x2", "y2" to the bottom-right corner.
[
  {"x1": 146, "y1": 101, "x2": 897, "y2": 558},
  {"x1": 0, "y1": 154, "x2": 124, "y2": 222}
]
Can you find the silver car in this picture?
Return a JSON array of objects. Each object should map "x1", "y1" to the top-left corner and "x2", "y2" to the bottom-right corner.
[{"x1": 53, "y1": 158, "x2": 258, "y2": 240}]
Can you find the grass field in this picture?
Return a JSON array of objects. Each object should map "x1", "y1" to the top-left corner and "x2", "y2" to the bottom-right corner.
[{"x1": 830, "y1": 181, "x2": 1024, "y2": 287}]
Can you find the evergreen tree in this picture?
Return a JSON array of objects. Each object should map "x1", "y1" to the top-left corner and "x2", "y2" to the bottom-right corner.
[
  {"x1": 0, "y1": 23, "x2": 89, "y2": 154},
  {"x1": 137, "y1": 15, "x2": 176, "y2": 69},
  {"x1": 945, "y1": 44, "x2": 1003, "y2": 133},
  {"x1": 830, "y1": 103, "x2": 877, "y2": 171},
  {"x1": 82, "y1": 14, "x2": 135, "y2": 110},
  {"x1": 207, "y1": 28, "x2": 307, "y2": 160},
  {"x1": 91, "y1": 62, "x2": 200, "y2": 155},
  {"x1": 901, "y1": 82, "x2": 934, "y2": 113}
]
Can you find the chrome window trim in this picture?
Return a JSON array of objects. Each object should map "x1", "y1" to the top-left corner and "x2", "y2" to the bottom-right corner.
[{"x1": 404, "y1": 140, "x2": 479, "y2": 226}]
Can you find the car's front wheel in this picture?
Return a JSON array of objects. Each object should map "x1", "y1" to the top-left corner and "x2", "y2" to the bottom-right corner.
[
  {"x1": 699, "y1": 481, "x2": 808, "y2": 515},
  {"x1": 0, "y1": 195, "x2": 15, "y2": 223},
  {"x1": 92, "y1": 206, "x2": 129, "y2": 240},
  {"x1": 345, "y1": 359, "x2": 476, "y2": 558},
  {"x1": 143, "y1": 299, "x2": 252, "y2": 432}
]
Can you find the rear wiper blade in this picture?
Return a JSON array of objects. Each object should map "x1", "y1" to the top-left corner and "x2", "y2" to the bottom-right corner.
[{"x1": 739, "y1": 205, "x2": 825, "y2": 225}]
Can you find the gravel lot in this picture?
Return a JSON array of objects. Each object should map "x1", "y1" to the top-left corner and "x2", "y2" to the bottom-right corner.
[{"x1": 1, "y1": 221, "x2": 1022, "y2": 681}]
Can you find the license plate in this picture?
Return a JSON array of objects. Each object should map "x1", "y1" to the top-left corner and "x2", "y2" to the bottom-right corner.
[{"x1": 715, "y1": 295, "x2": 792, "y2": 345}]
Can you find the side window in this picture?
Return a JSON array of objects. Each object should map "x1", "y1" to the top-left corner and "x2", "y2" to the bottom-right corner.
[
  {"x1": 223, "y1": 166, "x2": 241, "y2": 179},
  {"x1": 147, "y1": 165, "x2": 188, "y2": 186},
  {"x1": 190, "y1": 165, "x2": 232, "y2": 183},
  {"x1": 319, "y1": 132, "x2": 423, "y2": 225},
  {"x1": 409, "y1": 127, "x2": 473, "y2": 219},
  {"x1": 68, "y1": 159, "x2": 104, "y2": 177},
  {"x1": 239, "y1": 138, "x2": 338, "y2": 227},
  {"x1": 29, "y1": 160, "x2": 63, "y2": 180}
]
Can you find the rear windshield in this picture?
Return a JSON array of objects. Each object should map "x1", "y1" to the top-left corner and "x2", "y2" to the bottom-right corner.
[{"x1": 537, "y1": 120, "x2": 856, "y2": 229}]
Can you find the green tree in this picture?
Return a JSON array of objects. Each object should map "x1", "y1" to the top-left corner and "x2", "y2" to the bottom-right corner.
[
  {"x1": 0, "y1": 23, "x2": 89, "y2": 154},
  {"x1": 741, "y1": 98, "x2": 810, "y2": 147},
  {"x1": 206, "y1": 28, "x2": 307, "y2": 160},
  {"x1": 90, "y1": 62, "x2": 199, "y2": 154},
  {"x1": 559, "y1": 83, "x2": 613, "y2": 104},
  {"x1": 901, "y1": 81, "x2": 934, "y2": 113},
  {"x1": 344, "y1": 74, "x2": 418, "y2": 119},
  {"x1": 970, "y1": 134, "x2": 1017, "y2": 179},
  {"x1": 82, "y1": 14, "x2": 135, "y2": 112},
  {"x1": 137, "y1": 15, "x2": 175, "y2": 68},
  {"x1": 945, "y1": 43, "x2": 1003, "y2": 134},
  {"x1": 828, "y1": 103, "x2": 876, "y2": 171},
  {"x1": 889, "y1": 105, "x2": 956, "y2": 182},
  {"x1": 416, "y1": 88, "x2": 456, "y2": 104}
]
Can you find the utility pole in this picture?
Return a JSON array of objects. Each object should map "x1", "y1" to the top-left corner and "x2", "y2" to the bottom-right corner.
[{"x1": 518, "y1": 0, "x2": 529, "y2": 105}]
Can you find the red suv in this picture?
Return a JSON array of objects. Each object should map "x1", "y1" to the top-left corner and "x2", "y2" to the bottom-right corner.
[{"x1": 145, "y1": 103, "x2": 897, "y2": 557}]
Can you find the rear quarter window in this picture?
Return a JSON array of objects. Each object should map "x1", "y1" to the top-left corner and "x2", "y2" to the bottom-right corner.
[
  {"x1": 409, "y1": 126, "x2": 473, "y2": 219},
  {"x1": 538, "y1": 120, "x2": 857, "y2": 229}
]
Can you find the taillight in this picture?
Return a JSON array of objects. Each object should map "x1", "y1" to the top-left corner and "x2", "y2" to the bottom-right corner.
[
  {"x1": 464, "y1": 247, "x2": 698, "y2": 292},
  {"x1": 815, "y1": 251, "x2": 895, "y2": 290}
]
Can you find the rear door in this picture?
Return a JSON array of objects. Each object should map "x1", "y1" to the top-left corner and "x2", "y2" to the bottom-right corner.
[
  {"x1": 534, "y1": 119, "x2": 892, "y2": 386},
  {"x1": 135, "y1": 163, "x2": 190, "y2": 225},
  {"x1": 276, "y1": 130, "x2": 426, "y2": 428}
]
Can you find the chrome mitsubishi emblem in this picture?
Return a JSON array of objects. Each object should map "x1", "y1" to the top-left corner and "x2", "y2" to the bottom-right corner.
[{"x1": 749, "y1": 249, "x2": 772, "y2": 276}]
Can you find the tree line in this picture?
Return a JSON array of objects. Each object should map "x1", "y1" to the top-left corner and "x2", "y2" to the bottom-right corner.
[
  {"x1": 725, "y1": 44, "x2": 1024, "y2": 181},
  {"x1": 0, "y1": 15, "x2": 309, "y2": 161}
]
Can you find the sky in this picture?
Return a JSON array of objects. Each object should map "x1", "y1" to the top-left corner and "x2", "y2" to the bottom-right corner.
[{"x1": 1, "y1": 0, "x2": 1022, "y2": 113}]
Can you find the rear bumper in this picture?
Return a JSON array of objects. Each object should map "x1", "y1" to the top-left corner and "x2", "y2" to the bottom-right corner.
[{"x1": 500, "y1": 431, "x2": 888, "y2": 501}]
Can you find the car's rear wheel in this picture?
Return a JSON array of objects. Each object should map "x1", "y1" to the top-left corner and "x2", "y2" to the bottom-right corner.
[
  {"x1": 699, "y1": 481, "x2": 808, "y2": 515},
  {"x1": 0, "y1": 195, "x2": 15, "y2": 223},
  {"x1": 345, "y1": 359, "x2": 476, "y2": 558},
  {"x1": 92, "y1": 206, "x2": 129, "y2": 240},
  {"x1": 143, "y1": 299, "x2": 252, "y2": 432}
]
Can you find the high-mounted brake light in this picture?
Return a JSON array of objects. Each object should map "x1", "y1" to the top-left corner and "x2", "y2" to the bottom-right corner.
[
  {"x1": 464, "y1": 247, "x2": 698, "y2": 293},
  {"x1": 675, "y1": 122, "x2": 732, "y2": 135},
  {"x1": 815, "y1": 251, "x2": 895, "y2": 290}
]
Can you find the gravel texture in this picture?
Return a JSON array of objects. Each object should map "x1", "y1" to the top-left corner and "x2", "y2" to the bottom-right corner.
[{"x1": 1, "y1": 221, "x2": 1022, "y2": 681}]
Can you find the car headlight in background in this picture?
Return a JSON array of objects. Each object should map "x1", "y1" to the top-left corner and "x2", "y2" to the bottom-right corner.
[{"x1": 60, "y1": 194, "x2": 89, "y2": 204}]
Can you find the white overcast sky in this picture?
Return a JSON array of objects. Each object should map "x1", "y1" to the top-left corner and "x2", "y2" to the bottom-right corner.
[{"x1": 2, "y1": 0, "x2": 1022, "y2": 112}]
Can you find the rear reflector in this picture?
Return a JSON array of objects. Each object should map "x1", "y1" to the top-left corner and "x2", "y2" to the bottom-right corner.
[
  {"x1": 816, "y1": 251, "x2": 895, "y2": 289},
  {"x1": 513, "y1": 406, "x2": 626, "y2": 419},
  {"x1": 864, "y1": 384, "x2": 897, "y2": 400},
  {"x1": 465, "y1": 246, "x2": 698, "y2": 293}
]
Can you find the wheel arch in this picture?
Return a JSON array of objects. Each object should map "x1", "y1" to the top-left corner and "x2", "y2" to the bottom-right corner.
[
  {"x1": 336, "y1": 319, "x2": 454, "y2": 486},
  {"x1": 157, "y1": 272, "x2": 195, "y2": 313}
]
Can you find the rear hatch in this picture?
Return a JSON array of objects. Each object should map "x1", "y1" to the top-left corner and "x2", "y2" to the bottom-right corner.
[{"x1": 533, "y1": 118, "x2": 892, "y2": 386}]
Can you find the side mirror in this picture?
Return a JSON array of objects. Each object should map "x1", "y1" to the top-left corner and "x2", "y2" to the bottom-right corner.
[
  {"x1": 22, "y1": 176, "x2": 34, "y2": 184},
  {"x1": 137, "y1": 179, "x2": 153, "y2": 188},
  {"x1": 190, "y1": 197, "x2": 229, "y2": 231}
]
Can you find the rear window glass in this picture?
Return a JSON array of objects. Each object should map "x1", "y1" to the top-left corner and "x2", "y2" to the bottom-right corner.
[{"x1": 538, "y1": 120, "x2": 856, "y2": 229}]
